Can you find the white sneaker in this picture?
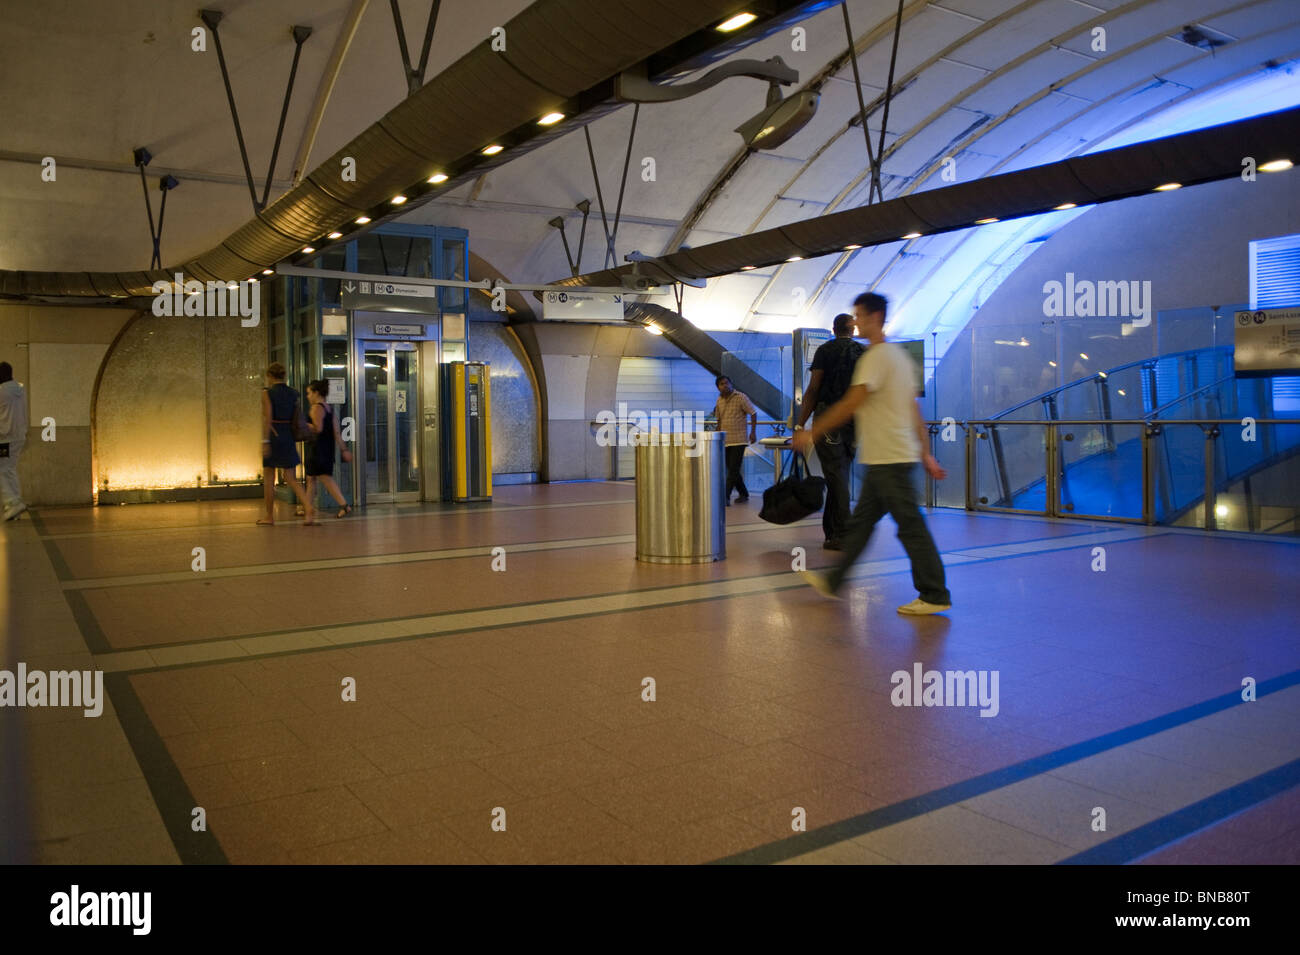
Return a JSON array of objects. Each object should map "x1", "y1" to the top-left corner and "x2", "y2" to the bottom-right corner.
[
  {"x1": 4, "y1": 504, "x2": 27, "y2": 522},
  {"x1": 799, "y1": 570, "x2": 840, "y2": 600},
  {"x1": 897, "y1": 598, "x2": 951, "y2": 615}
]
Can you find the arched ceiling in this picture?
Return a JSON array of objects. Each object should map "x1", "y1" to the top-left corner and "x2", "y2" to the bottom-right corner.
[
  {"x1": 392, "y1": 0, "x2": 1300, "y2": 349},
  {"x1": 3, "y1": 0, "x2": 1298, "y2": 360}
]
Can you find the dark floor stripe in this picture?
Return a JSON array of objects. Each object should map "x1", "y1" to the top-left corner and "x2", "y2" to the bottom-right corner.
[
  {"x1": 708, "y1": 669, "x2": 1300, "y2": 864},
  {"x1": 103, "y1": 673, "x2": 228, "y2": 865},
  {"x1": 63, "y1": 591, "x2": 112, "y2": 654},
  {"x1": 28, "y1": 510, "x2": 74, "y2": 582},
  {"x1": 1058, "y1": 760, "x2": 1300, "y2": 865}
]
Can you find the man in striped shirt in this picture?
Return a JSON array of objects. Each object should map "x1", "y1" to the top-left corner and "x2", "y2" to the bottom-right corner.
[{"x1": 711, "y1": 375, "x2": 757, "y2": 505}]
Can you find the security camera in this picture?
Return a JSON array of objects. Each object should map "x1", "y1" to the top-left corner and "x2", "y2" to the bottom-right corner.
[{"x1": 735, "y1": 90, "x2": 819, "y2": 150}]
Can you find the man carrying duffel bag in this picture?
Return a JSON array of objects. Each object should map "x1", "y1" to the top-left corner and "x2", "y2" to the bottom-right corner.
[{"x1": 791, "y1": 292, "x2": 951, "y2": 616}]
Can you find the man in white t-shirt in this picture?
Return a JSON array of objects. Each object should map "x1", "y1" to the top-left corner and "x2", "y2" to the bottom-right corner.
[{"x1": 791, "y1": 292, "x2": 951, "y2": 615}]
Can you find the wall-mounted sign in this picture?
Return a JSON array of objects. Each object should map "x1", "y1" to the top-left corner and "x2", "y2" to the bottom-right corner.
[
  {"x1": 372, "y1": 323, "x2": 425, "y2": 337},
  {"x1": 322, "y1": 308, "x2": 348, "y2": 336},
  {"x1": 1235, "y1": 307, "x2": 1300, "y2": 377},
  {"x1": 343, "y1": 279, "x2": 438, "y2": 313},
  {"x1": 542, "y1": 290, "x2": 624, "y2": 322}
]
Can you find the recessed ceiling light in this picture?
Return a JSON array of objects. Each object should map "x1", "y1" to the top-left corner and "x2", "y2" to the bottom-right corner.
[
  {"x1": 302, "y1": 246, "x2": 315, "y2": 253},
  {"x1": 974, "y1": 217, "x2": 999, "y2": 225},
  {"x1": 248, "y1": 276, "x2": 259, "y2": 283},
  {"x1": 901, "y1": 232, "x2": 922, "y2": 240},
  {"x1": 227, "y1": 282, "x2": 238, "y2": 289},
  {"x1": 482, "y1": 144, "x2": 504, "y2": 156},
  {"x1": 1079, "y1": 353, "x2": 1089, "y2": 360},
  {"x1": 1153, "y1": 182, "x2": 1181, "y2": 192},
  {"x1": 428, "y1": 173, "x2": 448, "y2": 184},
  {"x1": 786, "y1": 255, "x2": 803, "y2": 262},
  {"x1": 262, "y1": 268, "x2": 274, "y2": 275},
  {"x1": 1053, "y1": 202, "x2": 1077, "y2": 211},
  {"x1": 1048, "y1": 360, "x2": 1057, "y2": 367},
  {"x1": 355, "y1": 216, "x2": 371, "y2": 225},
  {"x1": 390, "y1": 194, "x2": 408, "y2": 204},
  {"x1": 328, "y1": 231, "x2": 343, "y2": 239},
  {"x1": 538, "y1": 112, "x2": 565, "y2": 126},
  {"x1": 843, "y1": 244, "x2": 861, "y2": 250},
  {"x1": 716, "y1": 12, "x2": 756, "y2": 32},
  {"x1": 740, "y1": 265, "x2": 756, "y2": 270},
  {"x1": 1260, "y1": 159, "x2": 1293, "y2": 173}
]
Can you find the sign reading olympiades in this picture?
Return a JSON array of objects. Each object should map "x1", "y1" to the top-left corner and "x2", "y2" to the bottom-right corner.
[
  {"x1": 542, "y1": 290, "x2": 625, "y2": 322},
  {"x1": 342, "y1": 278, "x2": 439, "y2": 314}
]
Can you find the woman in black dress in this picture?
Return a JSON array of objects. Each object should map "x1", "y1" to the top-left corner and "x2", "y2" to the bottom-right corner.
[
  {"x1": 304, "y1": 379, "x2": 352, "y2": 517},
  {"x1": 259, "y1": 363, "x2": 316, "y2": 525}
]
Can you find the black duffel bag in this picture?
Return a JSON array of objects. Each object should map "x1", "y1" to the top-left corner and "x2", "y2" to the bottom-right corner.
[{"x1": 759, "y1": 450, "x2": 825, "y2": 525}]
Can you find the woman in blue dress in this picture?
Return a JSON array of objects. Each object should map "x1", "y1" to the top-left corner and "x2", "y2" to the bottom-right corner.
[
  {"x1": 259, "y1": 362, "x2": 316, "y2": 525},
  {"x1": 304, "y1": 379, "x2": 352, "y2": 518}
]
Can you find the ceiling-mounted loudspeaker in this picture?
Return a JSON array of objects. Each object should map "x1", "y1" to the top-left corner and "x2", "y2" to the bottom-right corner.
[{"x1": 736, "y1": 91, "x2": 819, "y2": 150}]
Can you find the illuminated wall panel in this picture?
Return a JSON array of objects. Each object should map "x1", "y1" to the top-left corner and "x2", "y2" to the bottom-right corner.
[{"x1": 95, "y1": 315, "x2": 263, "y2": 492}]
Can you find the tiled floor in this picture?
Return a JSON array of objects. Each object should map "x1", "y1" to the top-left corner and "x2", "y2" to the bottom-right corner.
[{"x1": 2, "y1": 482, "x2": 1297, "y2": 864}]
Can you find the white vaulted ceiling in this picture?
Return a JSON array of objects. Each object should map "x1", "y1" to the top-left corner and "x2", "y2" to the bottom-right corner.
[{"x1": 3, "y1": 0, "x2": 1299, "y2": 361}]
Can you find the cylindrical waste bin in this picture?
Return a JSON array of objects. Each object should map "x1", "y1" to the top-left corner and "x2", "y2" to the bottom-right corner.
[{"x1": 635, "y1": 430, "x2": 725, "y2": 563}]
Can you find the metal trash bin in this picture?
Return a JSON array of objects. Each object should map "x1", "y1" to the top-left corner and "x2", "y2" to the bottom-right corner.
[{"x1": 635, "y1": 430, "x2": 726, "y2": 563}]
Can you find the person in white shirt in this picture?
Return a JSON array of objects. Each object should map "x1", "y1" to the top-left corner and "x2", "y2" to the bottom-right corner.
[
  {"x1": 791, "y1": 292, "x2": 951, "y2": 615},
  {"x1": 0, "y1": 362, "x2": 29, "y2": 521}
]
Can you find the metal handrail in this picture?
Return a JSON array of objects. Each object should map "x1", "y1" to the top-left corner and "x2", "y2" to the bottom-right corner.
[
  {"x1": 988, "y1": 345, "x2": 1232, "y2": 421},
  {"x1": 1146, "y1": 374, "x2": 1232, "y2": 420},
  {"x1": 962, "y1": 418, "x2": 1296, "y2": 426},
  {"x1": 930, "y1": 413, "x2": 1299, "y2": 531}
]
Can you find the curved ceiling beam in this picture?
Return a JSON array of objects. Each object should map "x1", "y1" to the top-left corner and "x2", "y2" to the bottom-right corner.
[{"x1": 548, "y1": 106, "x2": 1300, "y2": 291}]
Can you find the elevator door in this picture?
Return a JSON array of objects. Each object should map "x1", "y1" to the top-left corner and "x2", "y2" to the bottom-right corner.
[{"x1": 361, "y1": 341, "x2": 419, "y2": 503}]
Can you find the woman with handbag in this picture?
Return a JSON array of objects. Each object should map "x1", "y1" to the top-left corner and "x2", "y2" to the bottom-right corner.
[
  {"x1": 304, "y1": 379, "x2": 353, "y2": 518},
  {"x1": 258, "y1": 362, "x2": 317, "y2": 526}
]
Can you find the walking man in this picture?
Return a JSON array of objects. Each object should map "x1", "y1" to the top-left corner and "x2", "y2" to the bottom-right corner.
[
  {"x1": 0, "y1": 361, "x2": 29, "y2": 522},
  {"x1": 711, "y1": 375, "x2": 757, "y2": 505},
  {"x1": 795, "y1": 313, "x2": 864, "y2": 550},
  {"x1": 791, "y1": 293, "x2": 951, "y2": 615}
]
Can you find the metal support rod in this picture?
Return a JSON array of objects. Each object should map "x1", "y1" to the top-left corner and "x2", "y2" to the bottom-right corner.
[
  {"x1": 873, "y1": 0, "x2": 905, "y2": 204},
  {"x1": 964, "y1": 426, "x2": 976, "y2": 511},
  {"x1": 1203, "y1": 426, "x2": 1219, "y2": 530},
  {"x1": 261, "y1": 26, "x2": 313, "y2": 209},
  {"x1": 1045, "y1": 425, "x2": 1059, "y2": 517},
  {"x1": 575, "y1": 200, "x2": 591, "y2": 275},
  {"x1": 1140, "y1": 425, "x2": 1155, "y2": 524},
  {"x1": 609, "y1": 104, "x2": 641, "y2": 268},
  {"x1": 838, "y1": 1, "x2": 880, "y2": 204},
  {"x1": 583, "y1": 127, "x2": 615, "y2": 269},
  {"x1": 1097, "y1": 376, "x2": 1114, "y2": 451},
  {"x1": 990, "y1": 425, "x2": 1011, "y2": 506},
  {"x1": 201, "y1": 10, "x2": 260, "y2": 213},
  {"x1": 925, "y1": 423, "x2": 937, "y2": 508},
  {"x1": 414, "y1": 0, "x2": 442, "y2": 88},
  {"x1": 389, "y1": 0, "x2": 413, "y2": 90},
  {"x1": 137, "y1": 163, "x2": 158, "y2": 267},
  {"x1": 549, "y1": 219, "x2": 577, "y2": 276},
  {"x1": 154, "y1": 183, "x2": 170, "y2": 270}
]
